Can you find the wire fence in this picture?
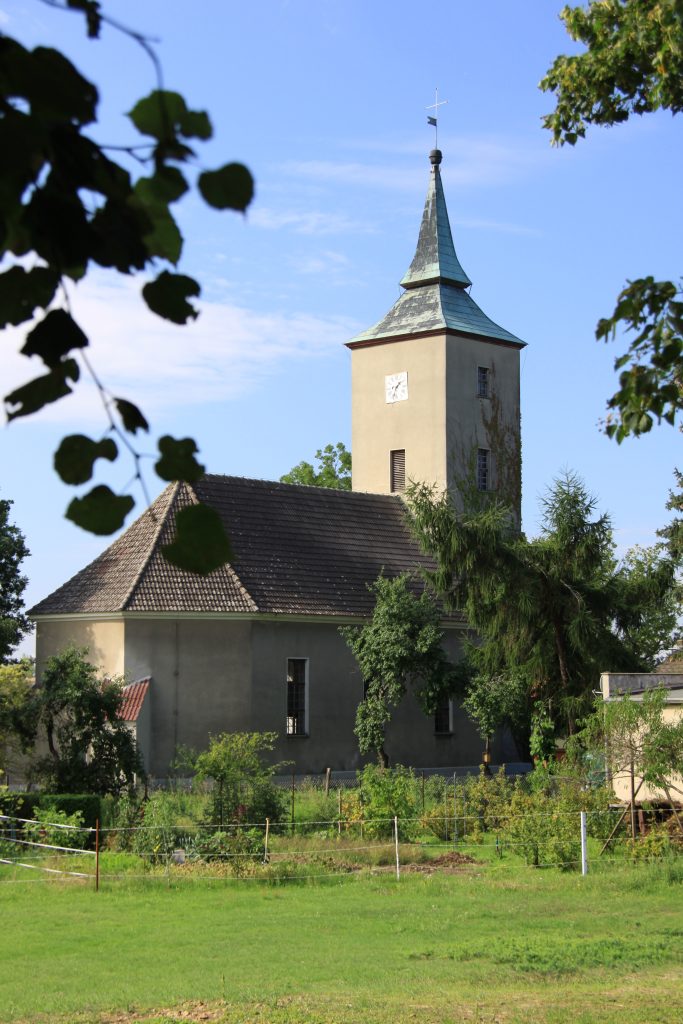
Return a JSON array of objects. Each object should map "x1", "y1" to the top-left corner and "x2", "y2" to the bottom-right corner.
[{"x1": 1, "y1": 804, "x2": 681, "y2": 887}]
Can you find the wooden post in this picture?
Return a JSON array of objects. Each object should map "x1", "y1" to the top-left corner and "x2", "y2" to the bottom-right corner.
[
  {"x1": 599, "y1": 777, "x2": 645, "y2": 855},
  {"x1": 421, "y1": 771, "x2": 425, "y2": 812},
  {"x1": 324, "y1": 767, "x2": 331, "y2": 797},
  {"x1": 264, "y1": 817, "x2": 270, "y2": 863},
  {"x1": 629, "y1": 757, "x2": 637, "y2": 841},
  {"x1": 453, "y1": 775, "x2": 458, "y2": 846},
  {"x1": 95, "y1": 818, "x2": 100, "y2": 892},
  {"x1": 338, "y1": 787, "x2": 342, "y2": 836}
]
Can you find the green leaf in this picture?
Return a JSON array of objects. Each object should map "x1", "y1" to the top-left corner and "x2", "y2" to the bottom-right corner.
[
  {"x1": 162, "y1": 503, "x2": 233, "y2": 574},
  {"x1": 114, "y1": 398, "x2": 149, "y2": 434},
  {"x1": 21, "y1": 309, "x2": 88, "y2": 368},
  {"x1": 0, "y1": 266, "x2": 59, "y2": 327},
  {"x1": 135, "y1": 167, "x2": 188, "y2": 205},
  {"x1": 4, "y1": 359, "x2": 79, "y2": 420},
  {"x1": 155, "y1": 435, "x2": 204, "y2": 483},
  {"x1": 198, "y1": 163, "x2": 254, "y2": 211},
  {"x1": 66, "y1": 485, "x2": 134, "y2": 535},
  {"x1": 127, "y1": 91, "x2": 212, "y2": 142},
  {"x1": 130, "y1": 189, "x2": 183, "y2": 264},
  {"x1": 54, "y1": 434, "x2": 118, "y2": 485},
  {"x1": 142, "y1": 271, "x2": 200, "y2": 324},
  {"x1": 9, "y1": 42, "x2": 98, "y2": 125}
]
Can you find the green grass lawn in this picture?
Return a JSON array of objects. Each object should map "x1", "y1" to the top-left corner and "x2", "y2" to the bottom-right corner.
[{"x1": 1, "y1": 857, "x2": 682, "y2": 1024}]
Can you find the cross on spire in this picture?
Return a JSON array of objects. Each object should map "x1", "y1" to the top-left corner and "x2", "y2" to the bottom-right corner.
[{"x1": 426, "y1": 87, "x2": 448, "y2": 148}]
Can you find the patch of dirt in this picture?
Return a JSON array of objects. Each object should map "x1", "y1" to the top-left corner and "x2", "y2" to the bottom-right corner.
[{"x1": 400, "y1": 851, "x2": 482, "y2": 874}]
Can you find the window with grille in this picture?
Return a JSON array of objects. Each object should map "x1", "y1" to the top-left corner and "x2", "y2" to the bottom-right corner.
[
  {"x1": 286, "y1": 658, "x2": 308, "y2": 736},
  {"x1": 390, "y1": 449, "x2": 406, "y2": 493},
  {"x1": 434, "y1": 696, "x2": 452, "y2": 735},
  {"x1": 477, "y1": 448, "x2": 490, "y2": 492},
  {"x1": 477, "y1": 366, "x2": 490, "y2": 398}
]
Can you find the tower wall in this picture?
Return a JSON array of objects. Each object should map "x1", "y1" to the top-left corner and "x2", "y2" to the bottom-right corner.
[{"x1": 350, "y1": 334, "x2": 447, "y2": 494}]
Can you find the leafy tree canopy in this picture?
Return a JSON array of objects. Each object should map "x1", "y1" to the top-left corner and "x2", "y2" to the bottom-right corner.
[
  {"x1": 340, "y1": 574, "x2": 455, "y2": 767},
  {"x1": 29, "y1": 645, "x2": 142, "y2": 795},
  {"x1": 280, "y1": 442, "x2": 352, "y2": 490},
  {"x1": 1, "y1": 1, "x2": 253, "y2": 571},
  {"x1": 408, "y1": 472, "x2": 679, "y2": 741},
  {"x1": 0, "y1": 495, "x2": 31, "y2": 663},
  {"x1": 0, "y1": 658, "x2": 34, "y2": 777},
  {"x1": 541, "y1": 0, "x2": 683, "y2": 442}
]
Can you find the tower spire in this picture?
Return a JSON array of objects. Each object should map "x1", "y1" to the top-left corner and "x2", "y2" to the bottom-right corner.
[{"x1": 400, "y1": 149, "x2": 472, "y2": 290}]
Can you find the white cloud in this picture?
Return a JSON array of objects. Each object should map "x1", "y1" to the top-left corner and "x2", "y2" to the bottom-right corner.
[
  {"x1": 290, "y1": 250, "x2": 350, "y2": 275},
  {"x1": 282, "y1": 134, "x2": 552, "y2": 192},
  {"x1": 251, "y1": 207, "x2": 373, "y2": 235},
  {"x1": 1, "y1": 273, "x2": 358, "y2": 425}
]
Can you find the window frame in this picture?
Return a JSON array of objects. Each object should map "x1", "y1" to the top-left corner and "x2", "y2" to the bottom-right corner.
[
  {"x1": 285, "y1": 656, "x2": 309, "y2": 738},
  {"x1": 477, "y1": 365, "x2": 490, "y2": 399}
]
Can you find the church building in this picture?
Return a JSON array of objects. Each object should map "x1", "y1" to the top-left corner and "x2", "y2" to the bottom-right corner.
[{"x1": 30, "y1": 149, "x2": 525, "y2": 777}]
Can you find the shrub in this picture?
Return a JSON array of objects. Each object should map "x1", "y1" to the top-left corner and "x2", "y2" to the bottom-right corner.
[
  {"x1": 188, "y1": 827, "x2": 263, "y2": 874},
  {"x1": 22, "y1": 805, "x2": 90, "y2": 851},
  {"x1": 350, "y1": 764, "x2": 419, "y2": 840},
  {"x1": 500, "y1": 787, "x2": 580, "y2": 869}
]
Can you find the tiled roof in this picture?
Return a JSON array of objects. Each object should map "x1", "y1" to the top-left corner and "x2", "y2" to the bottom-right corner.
[
  {"x1": 348, "y1": 281, "x2": 524, "y2": 347},
  {"x1": 347, "y1": 151, "x2": 524, "y2": 349},
  {"x1": 400, "y1": 155, "x2": 471, "y2": 290},
  {"x1": 119, "y1": 678, "x2": 150, "y2": 722},
  {"x1": 30, "y1": 477, "x2": 453, "y2": 620}
]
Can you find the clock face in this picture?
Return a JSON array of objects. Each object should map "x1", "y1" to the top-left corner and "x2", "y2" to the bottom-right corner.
[{"x1": 385, "y1": 371, "x2": 408, "y2": 404}]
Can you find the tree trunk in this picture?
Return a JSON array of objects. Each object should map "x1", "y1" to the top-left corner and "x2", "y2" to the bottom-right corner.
[{"x1": 377, "y1": 745, "x2": 389, "y2": 769}]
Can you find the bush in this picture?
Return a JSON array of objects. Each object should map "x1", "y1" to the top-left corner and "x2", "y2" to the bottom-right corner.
[
  {"x1": 22, "y1": 805, "x2": 90, "y2": 851},
  {"x1": 347, "y1": 764, "x2": 418, "y2": 840},
  {"x1": 188, "y1": 827, "x2": 263, "y2": 874},
  {"x1": 500, "y1": 787, "x2": 580, "y2": 869},
  {"x1": 39, "y1": 794, "x2": 102, "y2": 831}
]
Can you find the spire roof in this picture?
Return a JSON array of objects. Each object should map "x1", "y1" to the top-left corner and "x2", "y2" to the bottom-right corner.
[
  {"x1": 400, "y1": 149, "x2": 471, "y2": 290},
  {"x1": 347, "y1": 150, "x2": 525, "y2": 349}
]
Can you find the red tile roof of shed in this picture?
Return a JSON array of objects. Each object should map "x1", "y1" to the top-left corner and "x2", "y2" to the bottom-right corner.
[{"x1": 119, "y1": 678, "x2": 150, "y2": 722}]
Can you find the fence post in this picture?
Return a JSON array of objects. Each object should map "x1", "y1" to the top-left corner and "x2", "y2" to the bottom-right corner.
[
  {"x1": 338, "y1": 787, "x2": 342, "y2": 836},
  {"x1": 291, "y1": 768, "x2": 295, "y2": 833},
  {"x1": 453, "y1": 774, "x2": 458, "y2": 846},
  {"x1": 264, "y1": 817, "x2": 270, "y2": 863},
  {"x1": 324, "y1": 767, "x2": 331, "y2": 797},
  {"x1": 580, "y1": 811, "x2": 588, "y2": 876},
  {"x1": 95, "y1": 818, "x2": 100, "y2": 892},
  {"x1": 394, "y1": 815, "x2": 400, "y2": 880}
]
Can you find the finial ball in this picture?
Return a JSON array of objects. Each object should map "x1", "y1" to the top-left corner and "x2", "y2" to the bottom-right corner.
[{"x1": 429, "y1": 149, "x2": 442, "y2": 166}]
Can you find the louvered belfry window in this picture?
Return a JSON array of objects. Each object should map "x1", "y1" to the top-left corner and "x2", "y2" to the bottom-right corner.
[
  {"x1": 390, "y1": 449, "x2": 406, "y2": 493},
  {"x1": 286, "y1": 658, "x2": 307, "y2": 736}
]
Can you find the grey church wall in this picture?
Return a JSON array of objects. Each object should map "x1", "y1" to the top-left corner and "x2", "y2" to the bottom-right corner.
[{"x1": 124, "y1": 618, "x2": 252, "y2": 776}]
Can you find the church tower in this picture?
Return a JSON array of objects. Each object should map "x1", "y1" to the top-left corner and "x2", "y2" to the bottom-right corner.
[{"x1": 347, "y1": 149, "x2": 525, "y2": 517}]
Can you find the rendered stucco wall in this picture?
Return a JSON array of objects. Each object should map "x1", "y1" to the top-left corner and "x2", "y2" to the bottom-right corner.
[
  {"x1": 35, "y1": 618, "x2": 125, "y2": 681},
  {"x1": 250, "y1": 619, "x2": 512, "y2": 774},
  {"x1": 351, "y1": 335, "x2": 447, "y2": 494},
  {"x1": 445, "y1": 336, "x2": 521, "y2": 512},
  {"x1": 124, "y1": 618, "x2": 252, "y2": 777}
]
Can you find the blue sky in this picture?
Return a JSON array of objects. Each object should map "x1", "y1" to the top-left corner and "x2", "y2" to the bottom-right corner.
[{"x1": 1, "y1": 0, "x2": 682, "y2": 658}]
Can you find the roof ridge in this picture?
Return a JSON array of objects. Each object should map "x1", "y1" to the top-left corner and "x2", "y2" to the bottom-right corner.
[{"x1": 121, "y1": 482, "x2": 183, "y2": 610}]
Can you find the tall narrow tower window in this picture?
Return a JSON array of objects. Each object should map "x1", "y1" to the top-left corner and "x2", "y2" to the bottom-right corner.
[
  {"x1": 477, "y1": 366, "x2": 490, "y2": 398},
  {"x1": 477, "y1": 449, "x2": 490, "y2": 492},
  {"x1": 390, "y1": 450, "x2": 406, "y2": 493}
]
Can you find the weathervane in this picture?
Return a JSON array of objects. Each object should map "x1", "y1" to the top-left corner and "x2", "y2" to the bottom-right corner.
[{"x1": 426, "y1": 87, "x2": 448, "y2": 148}]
